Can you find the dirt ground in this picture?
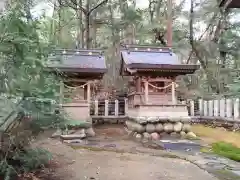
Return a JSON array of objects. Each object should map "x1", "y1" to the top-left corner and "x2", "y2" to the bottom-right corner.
[{"x1": 34, "y1": 124, "x2": 219, "y2": 180}]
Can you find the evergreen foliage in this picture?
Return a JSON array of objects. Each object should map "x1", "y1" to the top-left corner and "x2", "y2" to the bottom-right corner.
[{"x1": 0, "y1": 1, "x2": 64, "y2": 179}]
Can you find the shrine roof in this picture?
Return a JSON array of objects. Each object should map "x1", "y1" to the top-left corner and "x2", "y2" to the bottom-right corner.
[
  {"x1": 219, "y1": 0, "x2": 240, "y2": 8},
  {"x1": 47, "y1": 49, "x2": 107, "y2": 75},
  {"x1": 120, "y1": 44, "x2": 199, "y2": 76}
]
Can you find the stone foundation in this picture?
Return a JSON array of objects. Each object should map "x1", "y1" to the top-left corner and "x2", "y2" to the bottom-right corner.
[
  {"x1": 127, "y1": 104, "x2": 189, "y2": 120},
  {"x1": 126, "y1": 116, "x2": 196, "y2": 140}
]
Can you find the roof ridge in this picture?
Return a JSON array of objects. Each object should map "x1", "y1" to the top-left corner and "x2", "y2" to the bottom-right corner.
[
  {"x1": 120, "y1": 44, "x2": 172, "y2": 50},
  {"x1": 52, "y1": 49, "x2": 104, "y2": 56}
]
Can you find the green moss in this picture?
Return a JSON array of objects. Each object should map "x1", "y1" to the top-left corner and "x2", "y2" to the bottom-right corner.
[
  {"x1": 211, "y1": 169, "x2": 240, "y2": 180},
  {"x1": 200, "y1": 146, "x2": 212, "y2": 153},
  {"x1": 211, "y1": 142, "x2": 240, "y2": 162}
]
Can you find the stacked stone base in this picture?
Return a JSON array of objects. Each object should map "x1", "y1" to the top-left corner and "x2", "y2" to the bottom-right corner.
[{"x1": 126, "y1": 116, "x2": 197, "y2": 141}]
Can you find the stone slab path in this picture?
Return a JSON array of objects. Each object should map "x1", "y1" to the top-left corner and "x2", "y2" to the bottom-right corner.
[{"x1": 158, "y1": 138, "x2": 240, "y2": 180}]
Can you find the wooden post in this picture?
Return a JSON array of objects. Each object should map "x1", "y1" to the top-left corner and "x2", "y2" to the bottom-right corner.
[
  {"x1": 190, "y1": 100, "x2": 195, "y2": 116},
  {"x1": 94, "y1": 100, "x2": 98, "y2": 115},
  {"x1": 144, "y1": 81, "x2": 149, "y2": 104},
  {"x1": 87, "y1": 82, "x2": 91, "y2": 103},
  {"x1": 115, "y1": 99, "x2": 119, "y2": 116},
  {"x1": 105, "y1": 100, "x2": 109, "y2": 117},
  {"x1": 213, "y1": 99, "x2": 219, "y2": 117},
  {"x1": 136, "y1": 77, "x2": 141, "y2": 92},
  {"x1": 208, "y1": 100, "x2": 213, "y2": 117},
  {"x1": 234, "y1": 98, "x2": 239, "y2": 119},
  {"x1": 203, "y1": 100, "x2": 208, "y2": 117},
  {"x1": 226, "y1": 99, "x2": 232, "y2": 118},
  {"x1": 220, "y1": 99, "x2": 226, "y2": 117},
  {"x1": 124, "y1": 98, "x2": 128, "y2": 116},
  {"x1": 171, "y1": 82, "x2": 176, "y2": 104},
  {"x1": 199, "y1": 99, "x2": 203, "y2": 116}
]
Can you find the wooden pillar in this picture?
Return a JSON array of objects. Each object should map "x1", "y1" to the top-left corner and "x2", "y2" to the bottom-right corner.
[
  {"x1": 208, "y1": 100, "x2": 213, "y2": 116},
  {"x1": 171, "y1": 81, "x2": 176, "y2": 104},
  {"x1": 234, "y1": 98, "x2": 239, "y2": 119},
  {"x1": 87, "y1": 82, "x2": 91, "y2": 103},
  {"x1": 199, "y1": 99, "x2": 203, "y2": 116},
  {"x1": 203, "y1": 100, "x2": 208, "y2": 116},
  {"x1": 190, "y1": 100, "x2": 195, "y2": 116},
  {"x1": 226, "y1": 99, "x2": 232, "y2": 118},
  {"x1": 124, "y1": 98, "x2": 128, "y2": 115},
  {"x1": 220, "y1": 99, "x2": 226, "y2": 117},
  {"x1": 136, "y1": 77, "x2": 141, "y2": 92},
  {"x1": 213, "y1": 99, "x2": 219, "y2": 117},
  {"x1": 144, "y1": 81, "x2": 149, "y2": 104}
]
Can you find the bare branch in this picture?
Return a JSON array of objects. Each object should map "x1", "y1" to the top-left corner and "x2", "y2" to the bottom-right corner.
[
  {"x1": 186, "y1": 11, "x2": 219, "y2": 64},
  {"x1": 88, "y1": 0, "x2": 108, "y2": 15},
  {"x1": 57, "y1": 0, "x2": 87, "y2": 14}
]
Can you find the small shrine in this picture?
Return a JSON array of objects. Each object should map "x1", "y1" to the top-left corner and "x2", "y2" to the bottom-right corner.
[
  {"x1": 219, "y1": 0, "x2": 240, "y2": 9},
  {"x1": 120, "y1": 44, "x2": 199, "y2": 138},
  {"x1": 47, "y1": 49, "x2": 107, "y2": 124}
]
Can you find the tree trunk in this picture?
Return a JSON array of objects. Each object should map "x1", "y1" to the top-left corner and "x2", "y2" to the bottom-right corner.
[
  {"x1": 85, "y1": 0, "x2": 90, "y2": 49},
  {"x1": 85, "y1": 15, "x2": 90, "y2": 48},
  {"x1": 76, "y1": 0, "x2": 84, "y2": 48},
  {"x1": 92, "y1": 11, "x2": 97, "y2": 48},
  {"x1": 50, "y1": 1, "x2": 56, "y2": 44},
  {"x1": 149, "y1": 0, "x2": 154, "y2": 23},
  {"x1": 57, "y1": 5, "x2": 62, "y2": 45},
  {"x1": 189, "y1": 0, "x2": 221, "y2": 94}
]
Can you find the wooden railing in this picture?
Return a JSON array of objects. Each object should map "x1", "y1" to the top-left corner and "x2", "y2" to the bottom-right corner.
[
  {"x1": 187, "y1": 98, "x2": 240, "y2": 121},
  {"x1": 90, "y1": 99, "x2": 128, "y2": 118},
  {"x1": 88, "y1": 98, "x2": 240, "y2": 122}
]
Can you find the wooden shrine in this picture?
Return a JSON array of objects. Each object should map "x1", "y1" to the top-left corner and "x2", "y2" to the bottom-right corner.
[
  {"x1": 219, "y1": 0, "x2": 240, "y2": 9},
  {"x1": 47, "y1": 49, "x2": 107, "y2": 123},
  {"x1": 120, "y1": 44, "x2": 199, "y2": 122}
]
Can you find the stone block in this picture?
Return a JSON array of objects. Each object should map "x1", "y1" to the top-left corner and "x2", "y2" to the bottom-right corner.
[
  {"x1": 180, "y1": 116, "x2": 191, "y2": 123},
  {"x1": 173, "y1": 122, "x2": 183, "y2": 133},
  {"x1": 135, "y1": 133, "x2": 142, "y2": 141},
  {"x1": 135, "y1": 124, "x2": 146, "y2": 133},
  {"x1": 85, "y1": 127, "x2": 95, "y2": 137},
  {"x1": 142, "y1": 132, "x2": 151, "y2": 140},
  {"x1": 182, "y1": 123, "x2": 191, "y2": 133},
  {"x1": 169, "y1": 117, "x2": 180, "y2": 123},
  {"x1": 163, "y1": 123, "x2": 174, "y2": 133},
  {"x1": 60, "y1": 134, "x2": 86, "y2": 140},
  {"x1": 186, "y1": 132, "x2": 197, "y2": 139},
  {"x1": 155, "y1": 123, "x2": 164, "y2": 133},
  {"x1": 180, "y1": 131, "x2": 186, "y2": 137},
  {"x1": 147, "y1": 116, "x2": 159, "y2": 123},
  {"x1": 158, "y1": 117, "x2": 168, "y2": 123},
  {"x1": 151, "y1": 132, "x2": 160, "y2": 140},
  {"x1": 146, "y1": 124, "x2": 155, "y2": 133}
]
